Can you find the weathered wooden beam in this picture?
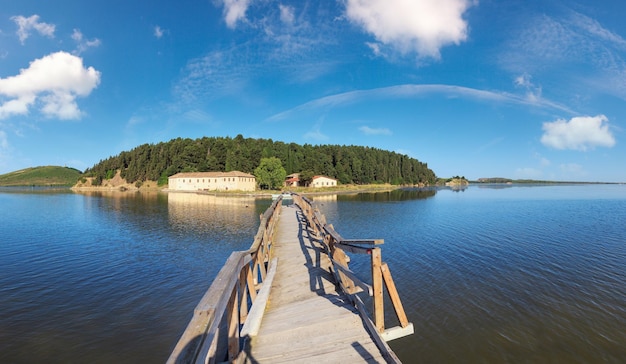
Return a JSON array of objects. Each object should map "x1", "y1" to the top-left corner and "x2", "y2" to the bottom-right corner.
[
  {"x1": 371, "y1": 248, "x2": 384, "y2": 333},
  {"x1": 335, "y1": 242, "x2": 374, "y2": 255},
  {"x1": 341, "y1": 238, "x2": 384, "y2": 245},
  {"x1": 227, "y1": 287, "x2": 239, "y2": 362},
  {"x1": 382, "y1": 323, "x2": 415, "y2": 342},
  {"x1": 381, "y1": 262, "x2": 410, "y2": 328},
  {"x1": 323, "y1": 223, "x2": 343, "y2": 243},
  {"x1": 240, "y1": 257, "x2": 278, "y2": 338}
]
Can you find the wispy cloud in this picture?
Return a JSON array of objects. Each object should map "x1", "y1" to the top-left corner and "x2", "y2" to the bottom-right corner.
[
  {"x1": 72, "y1": 29, "x2": 101, "y2": 55},
  {"x1": 173, "y1": 49, "x2": 251, "y2": 104},
  {"x1": 219, "y1": 0, "x2": 251, "y2": 29},
  {"x1": 279, "y1": 4, "x2": 295, "y2": 25},
  {"x1": 541, "y1": 115, "x2": 615, "y2": 151},
  {"x1": 500, "y1": 9, "x2": 626, "y2": 101},
  {"x1": 0, "y1": 52, "x2": 101, "y2": 120},
  {"x1": 359, "y1": 126, "x2": 392, "y2": 136},
  {"x1": 267, "y1": 84, "x2": 574, "y2": 122},
  {"x1": 154, "y1": 25, "x2": 165, "y2": 39},
  {"x1": 173, "y1": 4, "x2": 340, "y2": 103},
  {"x1": 11, "y1": 14, "x2": 55, "y2": 44},
  {"x1": 304, "y1": 119, "x2": 329, "y2": 142},
  {"x1": 475, "y1": 137, "x2": 505, "y2": 153},
  {"x1": 344, "y1": 0, "x2": 476, "y2": 59}
]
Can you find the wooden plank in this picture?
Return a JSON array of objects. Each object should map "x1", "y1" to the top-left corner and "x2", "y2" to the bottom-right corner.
[
  {"x1": 382, "y1": 324, "x2": 415, "y2": 342},
  {"x1": 342, "y1": 238, "x2": 384, "y2": 245},
  {"x1": 240, "y1": 257, "x2": 278, "y2": 337},
  {"x1": 323, "y1": 223, "x2": 343, "y2": 243},
  {"x1": 380, "y1": 262, "x2": 410, "y2": 328},
  {"x1": 335, "y1": 242, "x2": 374, "y2": 255}
]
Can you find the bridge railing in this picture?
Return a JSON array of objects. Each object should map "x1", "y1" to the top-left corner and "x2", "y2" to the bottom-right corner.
[
  {"x1": 293, "y1": 193, "x2": 414, "y2": 343},
  {"x1": 167, "y1": 197, "x2": 282, "y2": 364}
]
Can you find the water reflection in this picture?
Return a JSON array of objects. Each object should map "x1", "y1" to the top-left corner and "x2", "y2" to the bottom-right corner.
[
  {"x1": 167, "y1": 192, "x2": 270, "y2": 239},
  {"x1": 335, "y1": 188, "x2": 437, "y2": 202}
]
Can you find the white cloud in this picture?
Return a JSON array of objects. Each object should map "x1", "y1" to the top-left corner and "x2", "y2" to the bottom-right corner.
[
  {"x1": 71, "y1": 29, "x2": 101, "y2": 55},
  {"x1": 359, "y1": 125, "x2": 392, "y2": 135},
  {"x1": 0, "y1": 51, "x2": 101, "y2": 120},
  {"x1": 221, "y1": 0, "x2": 251, "y2": 29},
  {"x1": 279, "y1": 4, "x2": 295, "y2": 25},
  {"x1": 344, "y1": 0, "x2": 475, "y2": 58},
  {"x1": 154, "y1": 26, "x2": 165, "y2": 38},
  {"x1": 541, "y1": 115, "x2": 615, "y2": 151},
  {"x1": 11, "y1": 15, "x2": 55, "y2": 44}
]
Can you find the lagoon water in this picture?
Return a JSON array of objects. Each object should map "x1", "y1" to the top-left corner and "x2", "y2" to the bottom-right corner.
[{"x1": 1, "y1": 185, "x2": 625, "y2": 363}]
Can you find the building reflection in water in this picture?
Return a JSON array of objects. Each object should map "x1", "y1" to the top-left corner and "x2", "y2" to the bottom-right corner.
[{"x1": 167, "y1": 193, "x2": 269, "y2": 242}]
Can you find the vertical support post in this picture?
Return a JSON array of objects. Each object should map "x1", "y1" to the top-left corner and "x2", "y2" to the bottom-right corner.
[
  {"x1": 372, "y1": 247, "x2": 384, "y2": 333},
  {"x1": 227, "y1": 286, "x2": 239, "y2": 362},
  {"x1": 246, "y1": 263, "x2": 257, "y2": 302},
  {"x1": 239, "y1": 266, "x2": 249, "y2": 322}
]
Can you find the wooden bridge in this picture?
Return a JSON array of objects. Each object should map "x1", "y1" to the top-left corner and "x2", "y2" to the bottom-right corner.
[{"x1": 167, "y1": 194, "x2": 414, "y2": 363}]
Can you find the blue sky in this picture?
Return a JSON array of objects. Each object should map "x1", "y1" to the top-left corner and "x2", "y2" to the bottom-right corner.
[{"x1": 0, "y1": 0, "x2": 624, "y2": 182}]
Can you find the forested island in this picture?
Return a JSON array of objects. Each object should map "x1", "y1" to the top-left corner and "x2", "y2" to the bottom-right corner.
[{"x1": 82, "y1": 135, "x2": 436, "y2": 187}]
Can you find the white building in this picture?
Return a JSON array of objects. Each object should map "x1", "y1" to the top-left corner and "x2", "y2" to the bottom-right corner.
[
  {"x1": 168, "y1": 171, "x2": 256, "y2": 192},
  {"x1": 285, "y1": 173, "x2": 300, "y2": 187},
  {"x1": 310, "y1": 175, "x2": 337, "y2": 188}
]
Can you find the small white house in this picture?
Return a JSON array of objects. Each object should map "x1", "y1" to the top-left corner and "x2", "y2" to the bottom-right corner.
[
  {"x1": 168, "y1": 171, "x2": 256, "y2": 192},
  {"x1": 310, "y1": 175, "x2": 337, "y2": 188},
  {"x1": 285, "y1": 173, "x2": 300, "y2": 187}
]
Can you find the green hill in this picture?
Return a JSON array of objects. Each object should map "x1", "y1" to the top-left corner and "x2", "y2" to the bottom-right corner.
[{"x1": 0, "y1": 166, "x2": 82, "y2": 186}]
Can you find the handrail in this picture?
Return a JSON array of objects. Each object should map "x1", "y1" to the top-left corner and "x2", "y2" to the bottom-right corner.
[
  {"x1": 293, "y1": 193, "x2": 414, "y2": 344},
  {"x1": 167, "y1": 196, "x2": 283, "y2": 364}
]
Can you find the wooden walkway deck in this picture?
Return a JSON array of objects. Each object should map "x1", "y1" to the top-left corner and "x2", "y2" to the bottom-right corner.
[
  {"x1": 167, "y1": 194, "x2": 412, "y2": 364},
  {"x1": 243, "y1": 204, "x2": 387, "y2": 363}
]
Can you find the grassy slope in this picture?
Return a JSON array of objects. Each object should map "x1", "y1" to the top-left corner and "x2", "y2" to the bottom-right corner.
[{"x1": 0, "y1": 166, "x2": 82, "y2": 186}]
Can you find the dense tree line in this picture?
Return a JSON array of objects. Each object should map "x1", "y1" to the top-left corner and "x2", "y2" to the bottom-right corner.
[{"x1": 83, "y1": 135, "x2": 436, "y2": 186}]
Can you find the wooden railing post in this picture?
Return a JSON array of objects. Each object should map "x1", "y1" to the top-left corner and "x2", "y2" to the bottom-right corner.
[
  {"x1": 372, "y1": 247, "x2": 384, "y2": 333},
  {"x1": 239, "y1": 267, "x2": 249, "y2": 322},
  {"x1": 227, "y1": 286, "x2": 239, "y2": 362}
]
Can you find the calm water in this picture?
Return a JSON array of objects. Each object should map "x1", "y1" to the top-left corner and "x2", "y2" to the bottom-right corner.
[{"x1": 1, "y1": 185, "x2": 626, "y2": 363}]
